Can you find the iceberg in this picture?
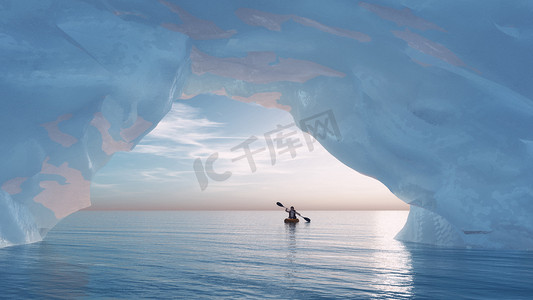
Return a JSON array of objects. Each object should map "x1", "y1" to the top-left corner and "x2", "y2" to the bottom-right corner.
[
  {"x1": 0, "y1": 0, "x2": 189, "y2": 246},
  {"x1": 1, "y1": 0, "x2": 533, "y2": 249}
]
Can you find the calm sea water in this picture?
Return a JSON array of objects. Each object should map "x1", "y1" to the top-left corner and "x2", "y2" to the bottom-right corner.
[{"x1": 1, "y1": 211, "x2": 532, "y2": 299}]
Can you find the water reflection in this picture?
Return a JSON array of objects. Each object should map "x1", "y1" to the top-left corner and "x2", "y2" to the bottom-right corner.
[
  {"x1": 6, "y1": 211, "x2": 531, "y2": 299},
  {"x1": 403, "y1": 243, "x2": 533, "y2": 299},
  {"x1": 368, "y1": 211, "x2": 414, "y2": 299},
  {"x1": 0, "y1": 241, "x2": 89, "y2": 298},
  {"x1": 285, "y1": 223, "x2": 298, "y2": 279}
]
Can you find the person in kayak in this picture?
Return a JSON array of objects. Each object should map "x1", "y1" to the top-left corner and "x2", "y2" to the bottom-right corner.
[{"x1": 285, "y1": 206, "x2": 301, "y2": 219}]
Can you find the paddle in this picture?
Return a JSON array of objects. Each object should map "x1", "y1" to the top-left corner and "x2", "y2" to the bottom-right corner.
[{"x1": 276, "y1": 202, "x2": 311, "y2": 222}]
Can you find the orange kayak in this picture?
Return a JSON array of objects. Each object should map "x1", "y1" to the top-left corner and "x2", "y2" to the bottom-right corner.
[{"x1": 284, "y1": 218, "x2": 299, "y2": 223}]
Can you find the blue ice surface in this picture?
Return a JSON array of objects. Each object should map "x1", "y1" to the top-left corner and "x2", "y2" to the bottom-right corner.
[
  {"x1": 1, "y1": 211, "x2": 532, "y2": 299},
  {"x1": 1, "y1": 0, "x2": 533, "y2": 248}
]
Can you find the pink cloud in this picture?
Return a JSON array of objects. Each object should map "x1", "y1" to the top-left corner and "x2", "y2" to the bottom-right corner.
[
  {"x1": 235, "y1": 8, "x2": 291, "y2": 32},
  {"x1": 235, "y1": 7, "x2": 371, "y2": 42},
  {"x1": 291, "y1": 16, "x2": 371, "y2": 42},
  {"x1": 392, "y1": 29, "x2": 466, "y2": 67},
  {"x1": 1, "y1": 177, "x2": 28, "y2": 195},
  {"x1": 232, "y1": 92, "x2": 291, "y2": 112},
  {"x1": 359, "y1": 2, "x2": 445, "y2": 32},
  {"x1": 160, "y1": 0, "x2": 236, "y2": 40},
  {"x1": 41, "y1": 114, "x2": 78, "y2": 147},
  {"x1": 34, "y1": 158, "x2": 91, "y2": 219},
  {"x1": 90, "y1": 112, "x2": 133, "y2": 155},
  {"x1": 180, "y1": 87, "x2": 291, "y2": 111},
  {"x1": 191, "y1": 47, "x2": 345, "y2": 84},
  {"x1": 120, "y1": 116, "x2": 153, "y2": 143},
  {"x1": 179, "y1": 88, "x2": 228, "y2": 100}
]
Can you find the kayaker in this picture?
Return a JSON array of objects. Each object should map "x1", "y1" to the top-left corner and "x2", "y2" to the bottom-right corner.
[{"x1": 285, "y1": 206, "x2": 301, "y2": 219}]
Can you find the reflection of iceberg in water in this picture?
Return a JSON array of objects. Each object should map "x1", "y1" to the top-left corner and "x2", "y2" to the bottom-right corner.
[
  {"x1": 1, "y1": 242, "x2": 90, "y2": 298},
  {"x1": 2, "y1": 211, "x2": 532, "y2": 298},
  {"x1": 31, "y1": 243, "x2": 90, "y2": 299},
  {"x1": 404, "y1": 244, "x2": 533, "y2": 298}
]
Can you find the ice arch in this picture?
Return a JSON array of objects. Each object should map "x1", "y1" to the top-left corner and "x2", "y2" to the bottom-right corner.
[{"x1": 1, "y1": 0, "x2": 533, "y2": 249}]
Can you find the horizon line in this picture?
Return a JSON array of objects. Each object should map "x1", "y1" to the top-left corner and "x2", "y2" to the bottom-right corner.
[{"x1": 82, "y1": 208, "x2": 410, "y2": 211}]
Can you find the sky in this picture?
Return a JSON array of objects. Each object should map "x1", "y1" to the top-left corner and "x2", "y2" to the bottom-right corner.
[{"x1": 90, "y1": 94, "x2": 407, "y2": 211}]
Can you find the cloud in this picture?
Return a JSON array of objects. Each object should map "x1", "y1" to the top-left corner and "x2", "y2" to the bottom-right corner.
[
  {"x1": 90, "y1": 182, "x2": 118, "y2": 189},
  {"x1": 91, "y1": 100, "x2": 406, "y2": 210},
  {"x1": 129, "y1": 102, "x2": 244, "y2": 161},
  {"x1": 140, "y1": 103, "x2": 224, "y2": 146},
  {"x1": 137, "y1": 168, "x2": 194, "y2": 182},
  {"x1": 132, "y1": 144, "x2": 189, "y2": 159}
]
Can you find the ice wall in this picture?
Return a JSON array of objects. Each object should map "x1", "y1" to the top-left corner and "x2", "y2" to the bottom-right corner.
[
  {"x1": 0, "y1": 0, "x2": 189, "y2": 247},
  {"x1": 2, "y1": 0, "x2": 533, "y2": 249}
]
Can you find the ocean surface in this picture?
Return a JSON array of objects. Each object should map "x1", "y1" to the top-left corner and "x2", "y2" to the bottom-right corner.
[{"x1": 1, "y1": 210, "x2": 532, "y2": 299}]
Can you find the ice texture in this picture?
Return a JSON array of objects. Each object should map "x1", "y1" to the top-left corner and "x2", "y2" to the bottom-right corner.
[
  {"x1": 2, "y1": 0, "x2": 533, "y2": 249},
  {"x1": 0, "y1": 0, "x2": 189, "y2": 246}
]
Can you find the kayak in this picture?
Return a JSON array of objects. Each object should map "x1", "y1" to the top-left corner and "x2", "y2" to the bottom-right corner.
[{"x1": 284, "y1": 218, "x2": 299, "y2": 223}]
